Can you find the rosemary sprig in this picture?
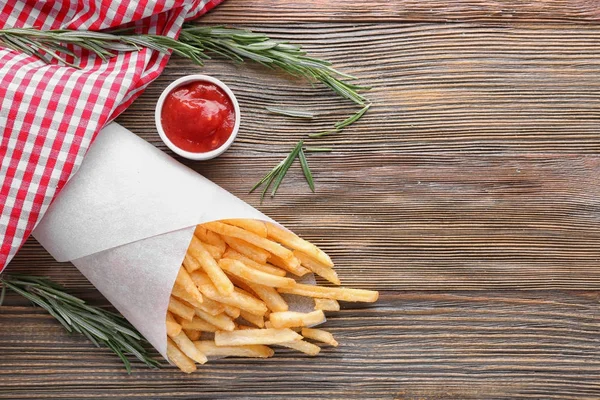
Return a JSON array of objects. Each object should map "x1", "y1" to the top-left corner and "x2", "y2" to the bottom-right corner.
[
  {"x1": 266, "y1": 106, "x2": 315, "y2": 119},
  {"x1": 0, "y1": 26, "x2": 367, "y2": 106},
  {"x1": 310, "y1": 103, "x2": 371, "y2": 138},
  {"x1": 250, "y1": 141, "x2": 316, "y2": 201},
  {"x1": 0, "y1": 274, "x2": 160, "y2": 373}
]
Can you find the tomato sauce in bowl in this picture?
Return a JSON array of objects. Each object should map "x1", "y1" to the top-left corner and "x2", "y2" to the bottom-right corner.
[{"x1": 156, "y1": 75, "x2": 240, "y2": 160}]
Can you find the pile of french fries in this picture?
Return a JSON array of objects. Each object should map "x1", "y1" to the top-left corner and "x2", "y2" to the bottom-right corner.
[{"x1": 166, "y1": 219, "x2": 379, "y2": 373}]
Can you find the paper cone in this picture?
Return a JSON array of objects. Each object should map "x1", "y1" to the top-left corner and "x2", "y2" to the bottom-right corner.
[{"x1": 33, "y1": 123, "x2": 315, "y2": 360}]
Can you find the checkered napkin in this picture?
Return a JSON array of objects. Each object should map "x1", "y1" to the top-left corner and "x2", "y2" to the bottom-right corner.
[{"x1": 0, "y1": 0, "x2": 223, "y2": 271}]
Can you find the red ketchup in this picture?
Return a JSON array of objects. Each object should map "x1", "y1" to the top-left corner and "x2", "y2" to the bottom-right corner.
[{"x1": 161, "y1": 81, "x2": 236, "y2": 153}]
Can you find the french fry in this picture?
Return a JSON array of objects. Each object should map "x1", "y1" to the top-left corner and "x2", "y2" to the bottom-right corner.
[
  {"x1": 176, "y1": 266, "x2": 203, "y2": 303},
  {"x1": 268, "y1": 254, "x2": 309, "y2": 277},
  {"x1": 221, "y1": 235, "x2": 269, "y2": 264},
  {"x1": 167, "y1": 338, "x2": 196, "y2": 373},
  {"x1": 170, "y1": 331, "x2": 207, "y2": 364},
  {"x1": 215, "y1": 328, "x2": 302, "y2": 346},
  {"x1": 191, "y1": 271, "x2": 268, "y2": 316},
  {"x1": 197, "y1": 296, "x2": 227, "y2": 316},
  {"x1": 168, "y1": 296, "x2": 195, "y2": 321},
  {"x1": 240, "y1": 310, "x2": 264, "y2": 328},
  {"x1": 204, "y1": 221, "x2": 295, "y2": 262},
  {"x1": 184, "y1": 329, "x2": 202, "y2": 341},
  {"x1": 269, "y1": 310, "x2": 325, "y2": 329},
  {"x1": 188, "y1": 235, "x2": 234, "y2": 296},
  {"x1": 194, "y1": 340, "x2": 274, "y2": 358},
  {"x1": 195, "y1": 226, "x2": 227, "y2": 254},
  {"x1": 222, "y1": 219, "x2": 268, "y2": 237},
  {"x1": 301, "y1": 328, "x2": 338, "y2": 347},
  {"x1": 266, "y1": 222, "x2": 334, "y2": 267},
  {"x1": 278, "y1": 340, "x2": 321, "y2": 356},
  {"x1": 294, "y1": 251, "x2": 340, "y2": 285},
  {"x1": 219, "y1": 258, "x2": 295, "y2": 288},
  {"x1": 264, "y1": 321, "x2": 273, "y2": 329},
  {"x1": 182, "y1": 253, "x2": 202, "y2": 273},
  {"x1": 314, "y1": 298, "x2": 340, "y2": 311},
  {"x1": 244, "y1": 281, "x2": 289, "y2": 312},
  {"x1": 195, "y1": 309, "x2": 235, "y2": 331},
  {"x1": 278, "y1": 283, "x2": 379, "y2": 303},
  {"x1": 236, "y1": 324, "x2": 256, "y2": 330},
  {"x1": 224, "y1": 305, "x2": 241, "y2": 319},
  {"x1": 223, "y1": 248, "x2": 287, "y2": 277},
  {"x1": 171, "y1": 284, "x2": 204, "y2": 309},
  {"x1": 166, "y1": 311, "x2": 182, "y2": 337},
  {"x1": 180, "y1": 316, "x2": 219, "y2": 332}
]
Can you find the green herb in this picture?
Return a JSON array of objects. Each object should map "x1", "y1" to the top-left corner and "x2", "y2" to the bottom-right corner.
[
  {"x1": 266, "y1": 106, "x2": 315, "y2": 119},
  {"x1": 298, "y1": 148, "x2": 315, "y2": 192},
  {"x1": 0, "y1": 26, "x2": 367, "y2": 106},
  {"x1": 250, "y1": 141, "x2": 313, "y2": 202},
  {"x1": 0, "y1": 274, "x2": 160, "y2": 373},
  {"x1": 309, "y1": 104, "x2": 371, "y2": 138}
]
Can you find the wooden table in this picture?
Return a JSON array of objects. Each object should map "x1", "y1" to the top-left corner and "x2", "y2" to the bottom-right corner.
[{"x1": 3, "y1": 1, "x2": 600, "y2": 398}]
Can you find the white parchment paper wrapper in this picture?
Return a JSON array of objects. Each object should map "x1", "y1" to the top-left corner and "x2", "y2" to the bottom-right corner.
[{"x1": 32, "y1": 123, "x2": 315, "y2": 361}]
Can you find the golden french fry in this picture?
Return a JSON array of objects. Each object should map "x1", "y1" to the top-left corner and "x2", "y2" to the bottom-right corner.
[
  {"x1": 268, "y1": 254, "x2": 309, "y2": 277},
  {"x1": 221, "y1": 235, "x2": 269, "y2": 264},
  {"x1": 176, "y1": 266, "x2": 203, "y2": 303},
  {"x1": 191, "y1": 271, "x2": 268, "y2": 316},
  {"x1": 170, "y1": 331, "x2": 207, "y2": 364},
  {"x1": 301, "y1": 328, "x2": 338, "y2": 347},
  {"x1": 180, "y1": 316, "x2": 219, "y2": 332},
  {"x1": 266, "y1": 222, "x2": 334, "y2": 267},
  {"x1": 166, "y1": 311, "x2": 182, "y2": 337},
  {"x1": 182, "y1": 253, "x2": 202, "y2": 273},
  {"x1": 195, "y1": 309, "x2": 235, "y2": 331},
  {"x1": 219, "y1": 258, "x2": 295, "y2": 288},
  {"x1": 278, "y1": 340, "x2": 321, "y2": 356},
  {"x1": 195, "y1": 225, "x2": 227, "y2": 253},
  {"x1": 278, "y1": 283, "x2": 379, "y2": 303},
  {"x1": 168, "y1": 296, "x2": 195, "y2": 321},
  {"x1": 314, "y1": 298, "x2": 340, "y2": 311},
  {"x1": 198, "y1": 296, "x2": 226, "y2": 316},
  {"x1": 269, "y1": 310, "x2": 325, "y2": 329},
  {"x1": 294, "y1": 251, "x2": 340, "y2": 285},
  {"x1": 184, "y1": 329, "x2": 202, "y2": 341},
  {"x1": 244, "y1": 281, "x2": 289, "y2": 312},
  {"x1": 222, "y1": 219, "x2": 268, "y2": 237},
  {"x1": 236, "y1": 324, "x2": 256, "y2": 330},
  {"x1": 215, "y1": 328, "x2": 302, "y2": 346},
  {"x1": 194, "y1": 340, "x2": 274, "y2": 358},
  {"x1": 223, "y1": 248, "x2": 287, "y2": 277},
  {"x1": 188, "y1": 236, "x2": 234, "y2": 296},
  {"x1": 167, "y1": 338, "x2": 196, "y2": 373},
  {"x1": 224, "y1": 305, "x2": 241, "y2": 319},
  {"x1": 264, "y1": 321, "x2": 273, "y2": 329},
  {"x1": 171, "y1": 284, "x2": 203, "y2": 309},
  {"x1": 204, "y1": 221, "x2": 295, "y2": 262},
  {"x1": 240, "y1": 310, "x2": 264, "y2": 328}
]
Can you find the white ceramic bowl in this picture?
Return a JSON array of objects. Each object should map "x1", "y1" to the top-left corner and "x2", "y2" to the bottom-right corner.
[{"x1": 155, "y1": 74, "x2": 240, "y2": 160}]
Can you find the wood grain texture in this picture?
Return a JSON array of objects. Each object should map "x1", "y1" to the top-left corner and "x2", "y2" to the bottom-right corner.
[
  {"x1": 2, "y1": 291, "x2": 600, "y2": 399},
  {"x1": 122, "y1": 23, "x2": 600, "y2": 154},
  {"x1": 202, "y1": 0, "x2": 600, "y2": 23},
  {"x1": 4, "y1": 2, "x2": 600, "y2": 399}
]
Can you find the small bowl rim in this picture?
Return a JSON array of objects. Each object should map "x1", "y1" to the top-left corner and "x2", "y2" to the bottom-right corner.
[{"x1": 155, "y1": 74, "x2": 240, "y2": 161}]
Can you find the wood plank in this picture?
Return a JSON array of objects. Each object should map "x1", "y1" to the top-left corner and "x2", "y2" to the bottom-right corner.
[
  {"x1": 202, "y1": 0, "x2": 600, "y2": 23},
  {"x1": 7, "y1": 153, "x2": 600, "y2": 291},
  {"x1": 120, "y1": 23, "x2": 600, "y2": 154},
  {"x1": 1, "y1": 291, "x2": 599, "y2": 399}
]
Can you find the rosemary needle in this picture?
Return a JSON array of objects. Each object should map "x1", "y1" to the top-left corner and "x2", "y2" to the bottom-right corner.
[
  {"x1": 298, "y1": 148, "x2": 315, "y2": 192},
  {"x1": 270, "y1": 141, "x2": 303, "y2": 197},
  {"x1": 309, "y1": 104, "x2": 371, "y2": 138},
  {"x1": 266, "y1": 107, "x2": 315, "y2": 119}
]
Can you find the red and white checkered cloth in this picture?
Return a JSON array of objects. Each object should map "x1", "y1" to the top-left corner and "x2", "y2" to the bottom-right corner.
[{"x1": 0, "y1": 0, "x2": 223, "y2": 271}]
